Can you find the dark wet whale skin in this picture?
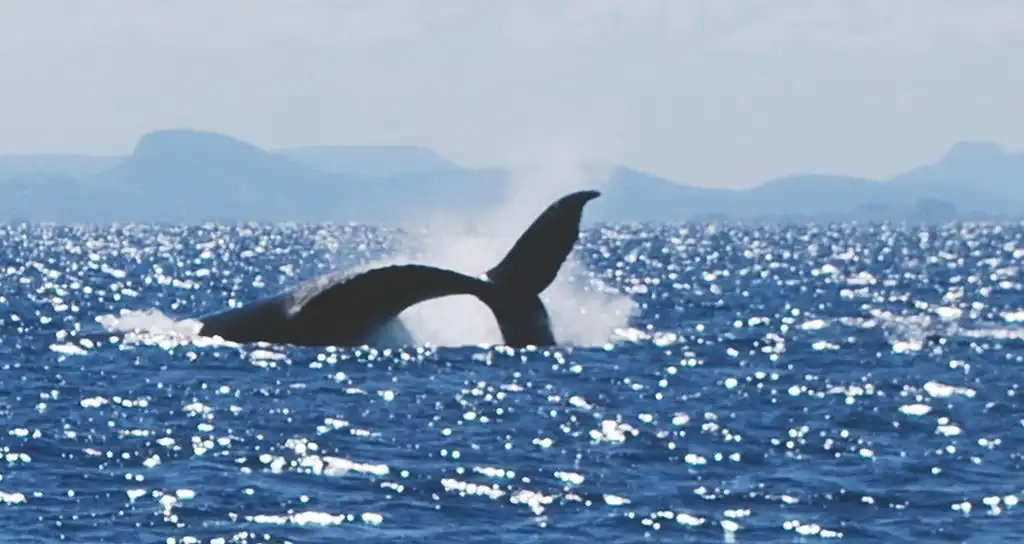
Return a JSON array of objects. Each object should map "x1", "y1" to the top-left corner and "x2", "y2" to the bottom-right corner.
[{"x1": 196, "y1": 190, "x2": 600, "y2": 348}]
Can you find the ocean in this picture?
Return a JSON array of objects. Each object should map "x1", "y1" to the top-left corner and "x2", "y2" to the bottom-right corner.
[{"x1": 1, "y1": 221, "x2": 1022, "y2": 543}]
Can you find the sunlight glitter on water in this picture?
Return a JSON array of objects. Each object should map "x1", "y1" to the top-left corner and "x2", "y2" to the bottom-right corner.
[{"x1": 2, "y1": 222, "x2": 1023, "y2": 541}]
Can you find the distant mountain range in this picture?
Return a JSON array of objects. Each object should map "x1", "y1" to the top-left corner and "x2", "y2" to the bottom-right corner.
[{"x1": 2, "y1": 128, "x2": 1022, "y2": 224}]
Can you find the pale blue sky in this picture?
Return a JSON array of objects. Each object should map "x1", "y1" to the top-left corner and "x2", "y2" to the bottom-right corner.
[{"x1": 1, "y1": 0, "x2": 1022, "y2": 188}]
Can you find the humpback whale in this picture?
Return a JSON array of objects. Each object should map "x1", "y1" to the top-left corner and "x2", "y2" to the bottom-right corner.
[{"x1": 196, "y1": 189, "x2": 601, "y2": 347}]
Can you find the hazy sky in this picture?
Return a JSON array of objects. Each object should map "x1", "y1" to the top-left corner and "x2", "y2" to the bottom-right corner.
[{"x1": 1, "y1": 0, "x2": 1023, "y2": 188}]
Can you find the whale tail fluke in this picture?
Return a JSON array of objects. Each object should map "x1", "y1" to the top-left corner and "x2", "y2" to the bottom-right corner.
[
  {"x1": 196, "y1": 189, "x2": 601, "y2": 349},
  {"x1": 485, "y1": 190, "x2": 600, "y2": 295},
  {"x1": 478, "y1": 189, "x2": 600, "y2": 346}
]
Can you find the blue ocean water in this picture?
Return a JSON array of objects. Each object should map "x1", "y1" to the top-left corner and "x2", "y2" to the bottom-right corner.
[{"x1": 1, "y1": 221, "x2": 1022, "y2": 543}]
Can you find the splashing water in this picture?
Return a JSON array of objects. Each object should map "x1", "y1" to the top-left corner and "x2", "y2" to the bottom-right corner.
[
  {"x1": 90, "y1": 154, "x2": 636, "y2": 349},
  {"x1": 86, "y1": 309, "x2": 213, "y2": 350},
  {"x1": 349, "y1": 153, "x2": 637, "y2": 347}
]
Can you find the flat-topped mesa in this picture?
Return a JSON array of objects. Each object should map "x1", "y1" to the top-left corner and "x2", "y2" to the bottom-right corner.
[
  {"x1": 937, "y1": 141, "x2": 1007, "y2": 167},
  {"x1": 275, "y1": 145, "x2": 459, "y2": 177},
  {"x1": 130, "y1": 129, "x2": 269, "y2": 163}
]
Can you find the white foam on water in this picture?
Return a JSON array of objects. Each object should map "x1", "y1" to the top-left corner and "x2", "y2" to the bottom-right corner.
[{"x1": 357, "y1": 150, "x2": 637, "y2": 347}]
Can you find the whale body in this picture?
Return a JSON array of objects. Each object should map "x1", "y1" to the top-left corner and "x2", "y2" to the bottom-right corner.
[{"x1": 195, "y1": 190, "x2": 601, "y2": 347}]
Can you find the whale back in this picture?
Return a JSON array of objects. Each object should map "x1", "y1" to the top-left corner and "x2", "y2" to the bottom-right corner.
[
  {"x1": 289, "y1": 264, "x2": 493, "y2": 345},
  {"x1": 200, "y1": 264, "x2": 495, "y2": 346},
  {"x1": 197, "y1": 292, "x2": 297, "y2": 344}
]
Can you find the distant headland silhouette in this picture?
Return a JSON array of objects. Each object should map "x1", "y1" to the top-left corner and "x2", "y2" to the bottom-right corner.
[{"x1": 1, "y1": 129, "x2": 1022, "y2": 224}]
